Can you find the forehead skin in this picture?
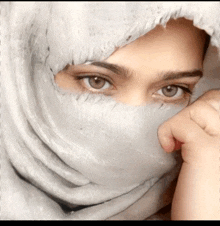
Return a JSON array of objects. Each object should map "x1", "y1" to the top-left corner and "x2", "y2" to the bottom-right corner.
[
  {"x1": 106, "y1": 18, "x2": 207, "y2": 77},
  {"x1": 55, "y1": 18, "x2": 207, "y2": 105}
]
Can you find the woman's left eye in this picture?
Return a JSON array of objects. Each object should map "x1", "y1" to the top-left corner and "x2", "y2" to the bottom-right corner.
[
  {"x1": 82, "y1": 76, "x2": 112, "y2": 91},
  {"x1": 156, "y1": 85, "x2": 191, "y2": 98}
]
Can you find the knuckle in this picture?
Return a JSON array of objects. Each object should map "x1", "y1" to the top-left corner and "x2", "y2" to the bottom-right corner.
[
  {"x1": 191, "y1": 94, "x2": 220, "y2": 117},
  {"x1": 189, "y1": 100, "x2": 220, "y2": 137},
  {"x1": 185, "y1": 128, "x2": 200, "y2": 141},
  {"x1": 199, "y1": 89, "x2": 220, "y2": 108},
  {"x1": 190, "y1": 100, "x2": 210, "y2": 115},
  {"x1": 203, "y1": 89, "x2": 220, "y2": 98}
]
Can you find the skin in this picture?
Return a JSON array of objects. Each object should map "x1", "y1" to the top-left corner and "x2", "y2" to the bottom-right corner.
[
  {"x1": 55, "y1": 18, "x2": 220, "y2": 220},
  {"x1": 158, "y1": 90, "x2": 220, "y2": 220},
  {"x1": 55, "y1": 18, "x2": 206, "y2": 107}
]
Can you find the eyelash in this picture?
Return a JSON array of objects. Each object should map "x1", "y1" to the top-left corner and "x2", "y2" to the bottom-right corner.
[
  {"x1": 75, "y1": 74, "x2": 113, "y2": 89},
  {"x1": 74, "y1": 74, "x2": 193, "y2": 100},
  {"x1": 155, "y1": 85, "x2": 192, "y2": 103},
  {"x1": 166, "y1": 85, "x2": 192, "y2": 94}
]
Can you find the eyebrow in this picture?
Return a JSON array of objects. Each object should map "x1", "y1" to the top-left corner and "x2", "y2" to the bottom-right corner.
[
  {"x1": 162, "y1": 69, "x2": 203, "y2": 80},
  {"x1": 90, "y1": 61, "x2": 129, "y2": 77},
  {"x1": 90, "y1": 61, "x2": 203, "y2": 80}
]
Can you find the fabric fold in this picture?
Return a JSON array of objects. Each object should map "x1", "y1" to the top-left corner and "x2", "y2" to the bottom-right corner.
[{"x1": 2, "y1": 1, "x2": 220, "y2": 220}]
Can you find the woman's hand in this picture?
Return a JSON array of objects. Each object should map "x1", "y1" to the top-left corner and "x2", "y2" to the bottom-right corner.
[{"x1": 158, "y1": 89, "x2": 220, "y2": 220}]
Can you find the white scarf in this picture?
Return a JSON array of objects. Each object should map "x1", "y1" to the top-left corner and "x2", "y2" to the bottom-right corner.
[{"x1": 2, "y1": 2, "x2": 220, "y2": 220}]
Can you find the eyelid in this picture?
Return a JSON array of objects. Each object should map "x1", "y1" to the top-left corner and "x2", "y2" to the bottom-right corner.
[
  {"x1": 153, "y1": 85, "x2": 192, "y2": 106},
  {"x1": 74, "y1": 74, "x2": 116, "y2": 94},
  {"x1": 161, "y1": 84, "x2": 192, "y2": 95},
  {"x1": 173, "y1": 85, "x2": 192, "y2": 94},
  {"x1": 83, "y1": 77, "x2": 112, "y2": 91},
  {"x1": 74, "y1": 73, "x2": 114, "y2": 85}
]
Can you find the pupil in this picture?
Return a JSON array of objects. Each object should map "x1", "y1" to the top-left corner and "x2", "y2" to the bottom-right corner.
[
  {"x1": 162, "y1": 85, "x2": 178, "y2": 97},
  {"x1": 89, "y1": 77, "x2": 105, "y2": 89}
]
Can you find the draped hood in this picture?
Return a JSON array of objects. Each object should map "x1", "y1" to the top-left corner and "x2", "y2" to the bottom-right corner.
[{"x1": 1, "y1": 2, "x2": 220, "y2": 220}]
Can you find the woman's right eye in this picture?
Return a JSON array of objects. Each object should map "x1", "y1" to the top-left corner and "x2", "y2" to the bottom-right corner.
[{"x1": 77, "y1": 76, "x2": 113, "y2": 92}]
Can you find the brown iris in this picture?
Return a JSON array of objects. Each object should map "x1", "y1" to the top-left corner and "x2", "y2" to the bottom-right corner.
[
  {"x1": 161, "y1": 85, "x2": 178, "y2": 97},
  {"x1": 88, "y1": 77, "x2": 106, "y2": 89}
]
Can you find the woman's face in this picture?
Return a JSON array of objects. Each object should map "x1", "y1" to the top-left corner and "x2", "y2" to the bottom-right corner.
[{"x1": 55, "y1": 18, "x2": 207, "y2": 106}]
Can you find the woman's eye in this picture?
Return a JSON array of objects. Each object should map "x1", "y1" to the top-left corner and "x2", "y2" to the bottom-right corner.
[
  {"x1": 82, "y1": 76, "x2": 112, "y2": 91},
  {"x1": 156, "y1": 85, "x2": 190, "y2": 98}
]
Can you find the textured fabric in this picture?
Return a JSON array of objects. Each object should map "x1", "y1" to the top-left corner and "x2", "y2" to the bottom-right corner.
[{"x1": 1, "y1": 2, "x2": 220, "y2": 220}]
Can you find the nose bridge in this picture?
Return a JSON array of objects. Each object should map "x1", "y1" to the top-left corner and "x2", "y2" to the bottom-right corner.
[{"x1": 117, "y1": 85, "x2": 149, "y2": 106}]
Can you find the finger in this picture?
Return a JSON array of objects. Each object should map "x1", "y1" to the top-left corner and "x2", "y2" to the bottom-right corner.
[
  {"x1": 157, "y1": 122, "x2": 176, "y2": 153},
  {"x1": 188, "y1": 100, "x2": 220, "y2": 137},
  {"x1": 158, "y1": 112, "x2": 207, "y2": 153},
  {"x1": 174, "y1": 139, "x2": 184, "y2": 151},
  {"x1": 197, "y1": 90, "x2": 220, "y2": 112}
]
